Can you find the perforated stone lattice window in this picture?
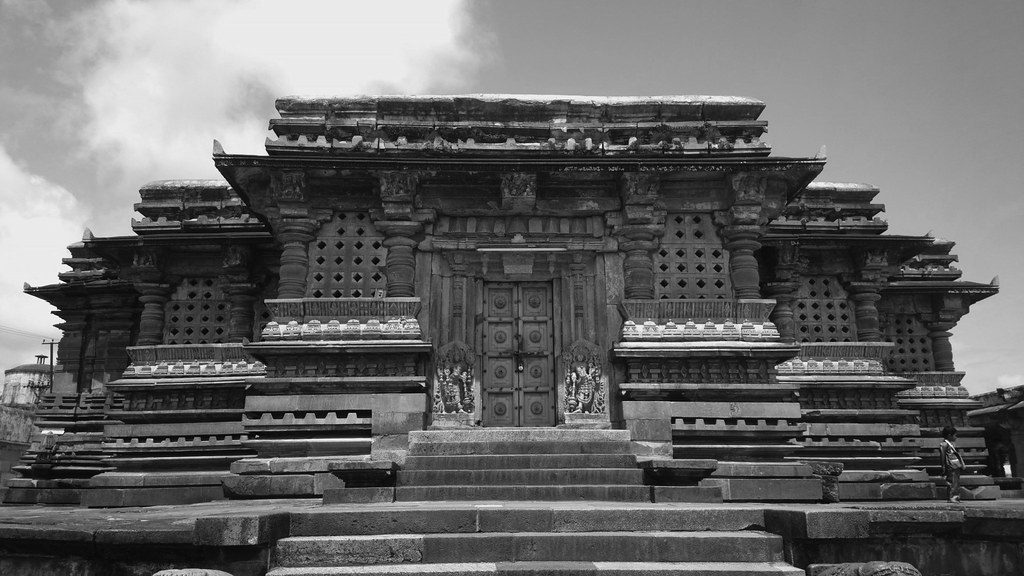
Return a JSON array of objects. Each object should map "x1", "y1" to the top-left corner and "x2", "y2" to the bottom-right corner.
[
  {"x1": 654, "y1": 213, "x2": 731, "y2": 299},
  {"x1": 307, "y1": 212, "x2": 386, "y2": 298},
  {"x1": 164, "y1": 278, "x2": 229, "y2": 344},
  {"x1": 881, "y1": 313, "x2": 934, "y2": 373},
  {"x1": 793, "y1": 275, "x2": 855, "y2": 343}
]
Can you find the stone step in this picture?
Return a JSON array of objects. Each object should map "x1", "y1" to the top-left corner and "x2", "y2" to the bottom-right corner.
[
  {"x1": 409, "y1": 441, "x2": 631, "y2": 456},
  {"x1": 289, "y1": 505, "x2": 767, "y2": 536},
  {"x1": 411, "y1": 429, "x2": 632, "y2": 444},
  {"x1": 403, "y1": 454, "x2": 638, "y2": 470},
  {"x1": 270, "y1": 560, "x2": 805, "y2": 576},
  {"x1": 399, "y1": 468, "x2": 644, "y2": 486},
  {"x1": 268, "y1": 561, "x2": 804, "y2": 576},
  {"x1": 395, "y1": 485, "x2": 651, "y2": 502},
  {"x1": 273, "y1": 531, "x2": 784, "y2": 567}
]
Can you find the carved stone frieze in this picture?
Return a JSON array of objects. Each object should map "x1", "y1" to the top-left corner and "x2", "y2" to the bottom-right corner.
[
  {"x1": 815, "y1": 561, "x2": 922, "y2": 576},
  {"x1": 500, "y1": 172, "x2": 537, "y2": 210},
  {"x1": 562, "y1": 340, "x2": 606, "y2": 415},
  {"x1": 271, "y1": 171, "x2": 306, "y2": 202},
  {"x1": 262, "y1": 353, "x2": 419, "y2": 378},
  {"x1": 626, "y1": 357, "x2": 773, "y2": 384},
  {"x1": 432, "y1": 341, "x2": 475, "y2": 415}
]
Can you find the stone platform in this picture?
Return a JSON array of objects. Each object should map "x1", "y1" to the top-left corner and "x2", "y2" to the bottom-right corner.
[{"x1": 0, "y1": 499, "x2": 1022, "y2": 576}]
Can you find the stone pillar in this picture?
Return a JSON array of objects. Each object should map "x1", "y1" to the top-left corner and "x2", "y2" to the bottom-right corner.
[
  {"x1": 722, "y1": 226, "x2": 762, "y2": 299},
  {"x1": 136, "y1": 283, "x2": 171, "y2": 346},
  {"x1": 848, "y1": 283, "x2": 883, "y2": 342},
  {"x1": 620, "y1": 235, "x2": 657, "y2": 300},
  {"x1": 926, "y1": 321, "x2": 957, "y2": 371},
  {"x1": 766, "y1": 282, "x2": 798, "y2": 342},
  {"x1": 224, "y1": 283, "x2": 258, "y2": 342},
  {"x1": 376, "y1": 221, "x2": 422, "y2": 298},
  {"x1": 616, "y1": 173, "x2": 662, "y2": 301},
  {"x1": 276, "y1": 219, "x2": 318, "y2": 299}
]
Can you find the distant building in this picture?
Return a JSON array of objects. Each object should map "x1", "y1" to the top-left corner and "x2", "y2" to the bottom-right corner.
[{"x1": 2, "y1": 355, "x2": 50, "y2": 407}]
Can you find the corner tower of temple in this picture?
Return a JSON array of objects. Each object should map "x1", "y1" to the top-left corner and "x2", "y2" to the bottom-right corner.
[{"x1": 7, "y1": 95, "x2": 997, "y2": 506}]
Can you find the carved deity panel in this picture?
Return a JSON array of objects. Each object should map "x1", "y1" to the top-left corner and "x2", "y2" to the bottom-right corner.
[
  {"x1": 433, "y1": 341, "x2": 475, "y2": 415},
  {"x1": 562, "y1": 340, "x2": 606, "y2": 415}
]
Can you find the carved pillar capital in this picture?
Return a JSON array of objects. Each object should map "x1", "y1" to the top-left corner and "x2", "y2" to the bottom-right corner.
[
  {"x1": 135, "y1": 282, "x2": 172, "y2": 346},
  {"x1": 276, "y1": 218, "x2": 319, "y2": 299},
  {"x1": 378, "y1": 170, "x2": 424, "y2": 220}
]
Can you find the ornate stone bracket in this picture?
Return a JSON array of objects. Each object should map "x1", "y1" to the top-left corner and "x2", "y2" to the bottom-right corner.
[{"x1": 431, "y1": 341, "x2": 476, "y2": 426}]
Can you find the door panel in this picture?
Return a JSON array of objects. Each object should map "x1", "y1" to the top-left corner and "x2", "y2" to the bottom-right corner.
[{"x1": 482, "y1": 282, "x2": 556, "y2": 427}]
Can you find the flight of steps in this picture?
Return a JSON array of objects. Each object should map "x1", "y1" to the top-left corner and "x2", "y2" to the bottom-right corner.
[
  {"x1": 267, "y1": 505, "x2": 804, "y2": 576},
  {"x1": 395, "y1": 428, "x2": 650, "y2": 502}
]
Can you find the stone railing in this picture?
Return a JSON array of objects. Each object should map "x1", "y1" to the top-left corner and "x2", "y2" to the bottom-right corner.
[
  {"x1": 122, "y1": 343, "x2": 265, "y2": 378},
  {"x1": 265, "y1": 297, "x2": 420, "y2": 323},
  {"x1": 898, "y1": 371, "x2": 972, "y2": 400},
  {"x1": 621, "y1": 298, "x2": 776, "y2": 323},
  {"x1": 775, "y1": 342, "x2": 894, "y2": 375}
]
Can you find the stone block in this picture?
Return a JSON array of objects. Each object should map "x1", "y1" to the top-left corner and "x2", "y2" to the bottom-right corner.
[
  {"x1": 839, "y1": 469, "x2": 929, "y2": 483},
  {"x1": 313, "y1": 472, "x2": 345, "y2": 494},
  {"x1": 711, "y1": 462, "x2": 813, "y2": 478},
  {"x1": 838, "y1": 482, "x2": 935, "y2": 501},
  {"x1": 373, "y1": 392, "x2": 428, "y2": 414},
  {"x1": 322, "y1": 487, "x2": 395, "y2": 504},
  {"x1": 651, "y1": 485, "x2": 723, "y2": 502},
  {"x1": 631, "y1": 441, "x2": 673, "y2": 459},
  {"x1": 222, "y1": 473, "x2": 316, "y2": 498},
  {"x1": 81, "y1": 485, "x2": 225, "y2": 508},
  {"x1": 959, "y1": 484, "x2": 1001, "y2": 500},
  {"x1": 765, "y1": 509, "x2": 871, "y2": 539},
  {"x1": 229, "y1": 458, "x2": 271, "y2": 474},
  {"x1": 625, "y1": 418, "x2": 671, "y2": 442},
  {"x1": 274, "y1": 534, "x2": 422, "y2": 567},
  {"x1": 290, "y1": 508, "x2": 476, "y2": 536},
  {"x1": 371, "y1": 411, "x2": 426, "y2": 435},
  {"x1": 193, "y1": 513, "x2": 289, "y2": 547},
  {"x1": 700, "y1": 478, "x2": 823, "y2": 502}
]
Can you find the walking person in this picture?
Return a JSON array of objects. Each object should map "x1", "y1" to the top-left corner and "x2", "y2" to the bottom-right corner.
[{"x1": 940, "y1": 426, "x2": 966, "y2": 503}]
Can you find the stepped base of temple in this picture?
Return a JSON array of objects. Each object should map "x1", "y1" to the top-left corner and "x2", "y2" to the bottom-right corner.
[
  {"x1": 272, "y1": 503, "x2": 802, "y2": 576},
  {"x1": 837, "y1": 469, "x2": 935, "y2": 501},
  {"x1": 699, "y1": 462, "x2": 824, "y2": 503},
  {"x1": 389, "y1": 428, "x2": 668, "y2": 503},
  {"x1": 81, "y1": 471, "x2": 228, "y2": 507},
  {"x1": 223, "y1": 456, "x2": 395, "y2": 499}
]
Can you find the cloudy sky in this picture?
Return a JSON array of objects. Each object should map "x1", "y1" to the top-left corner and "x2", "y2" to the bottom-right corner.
[{"x1": 0, "y1": 0, "x2": 1021, "y2": 394}]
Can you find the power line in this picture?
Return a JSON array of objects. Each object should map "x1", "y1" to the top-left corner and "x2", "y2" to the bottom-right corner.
[{"x1": 0, "y1": 324, "x2": 58, "y2": 340}]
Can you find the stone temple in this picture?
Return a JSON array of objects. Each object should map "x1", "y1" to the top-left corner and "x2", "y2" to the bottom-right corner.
[{"x1": 1, "y1": 95, "x2": 1015, "y2": 576}]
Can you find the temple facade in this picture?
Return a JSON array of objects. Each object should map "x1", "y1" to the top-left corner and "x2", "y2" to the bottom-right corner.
[{"x1": 5, "y1": 95, "x2": 999, "y2": 506}]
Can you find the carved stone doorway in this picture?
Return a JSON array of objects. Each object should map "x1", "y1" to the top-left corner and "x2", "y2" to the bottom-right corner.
[{"x1": 480, "y1": 281, "x2": 557, "y2": 427}]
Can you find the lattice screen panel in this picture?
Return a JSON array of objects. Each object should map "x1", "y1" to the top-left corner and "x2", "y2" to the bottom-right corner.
[
  {"x1": 654, "y1": 213, "x2": 731, "y2": 299},
  {"x1": 792, "y1": 275, "x2": 855, "y2": 343},
  {"x1": 307, "y1": 212, "x2": 386, "y2": 298},
  {"x1": 882, "y1": 313, "x2": 934, "y2": 373},
  {"x1": 164, "y1": 278, "x2": 229, "y2": 344}
]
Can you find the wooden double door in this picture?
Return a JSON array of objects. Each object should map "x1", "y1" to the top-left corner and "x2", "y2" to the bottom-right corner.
[{"x1": 481, "y1": 282, "x2": 557, "y2": 427}]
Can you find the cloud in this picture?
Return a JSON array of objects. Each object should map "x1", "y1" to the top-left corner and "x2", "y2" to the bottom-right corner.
[
  {"x1": 64, "y1": 0, "x2": 486, "y2": 233},
  {"x1": 997, "y1": 374, "x2": 1024, "y2": 388},
  {"x1": 0, "y1": 145, "x2": 86, "y2": 367}
]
